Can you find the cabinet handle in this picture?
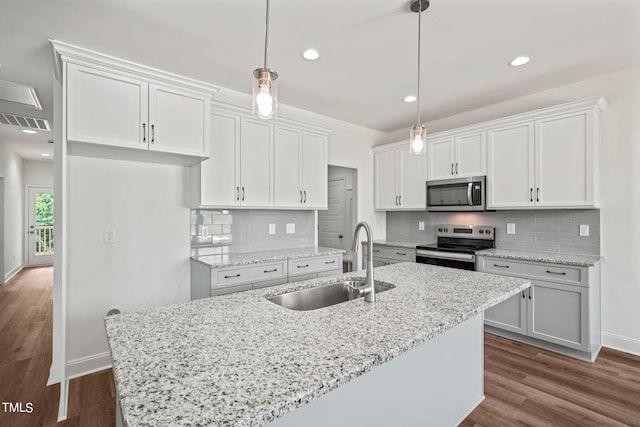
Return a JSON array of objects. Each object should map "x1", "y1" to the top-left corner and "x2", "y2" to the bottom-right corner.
[
  {"x1": 529, "y1": 289, "x2": 532, "y2": 300},
  {"x1": 522, "y1": 291, "x2": 525, "y2": 299},
  {"x1": 493, "y1": 263, "x2": 510, "y2": 268},
  {"x1": 545, "y1": 270, "x2": 567, "y2": 276},
  {"x1": 300, "y1": 190, "x2": 303, "y2": 203},
  {"x1": 224, "y1": 274, "x2": 240, "y2": 279},
  {"x1": 396, "y1": 252, "x2": 407, "y2": 256},
  {"x1": 398, "y1": 195, "x2": 402, "y2": 205},
  {"x1": 242, "y1": 187, "x2": 245, "y2": 201},
  {"x1": 236, "y1": 186, "x2": 240, "y2": 201},
  {"x1": 395, "y1": 195, "x2": 398, "y2": 206},
  {"x1": 151, "y1": 124, "x2": 155, "y2": 144},
  {"x1": 142, "y1": 123, "x2": 146, "y2": 143},
  {"x1": 325, "y1": 260, "x2": 336, "y2": 264},
  {"x1": 303, "y1": 190, "x2": 307, "y2": 203},
  {"x1": 373, "y1": 249, "x2": 380, "y2": 253},
  {"x1": 455, "y1": 162, "x2": 459, "y2": 174},
  {"x1": 263, "y1": 268, "x2": 278, "y2": 273},
  {"x1": 530, "y1": 188, "x2": 533, "y2": 202},
  {"x1": 451, "y1": 163, "x2": 454, "y2": 175},
  {"x1": 297, "y1": 264, "x2": 309, "y2": 268},
  {"x1": 536, "y1": 187, "x2": 540, "y2": 202}
]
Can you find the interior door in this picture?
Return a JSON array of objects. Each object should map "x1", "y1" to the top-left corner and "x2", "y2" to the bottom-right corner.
[
  {"x1": 318, "y1": 177, "x2": 347, "y2": 250},
  {"x1": 27, "y1": 186, "x2": 54, "y2": 266}
]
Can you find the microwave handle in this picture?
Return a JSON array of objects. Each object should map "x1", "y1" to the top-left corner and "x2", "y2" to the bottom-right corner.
[{"x1": 467, "y1": 182, "x2": 473, "y2": 205}]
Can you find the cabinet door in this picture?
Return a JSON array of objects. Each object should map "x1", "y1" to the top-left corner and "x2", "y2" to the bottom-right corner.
[
  {"x1": 427, "y1": 137, "x2": 455, "y2": 180},
  {"x1": 455, "y1": 132, "x2": 486, "y2": 177},
  {"x1": 527, "y1": 280, "x2": 589, "y2": 352},
  {"x1": 535, "y1": 112, "x2": 594, "y2": 207},
  {"x1": 199, "y1": 111, "x2": 240, "y2": 206},
  {"x1": 399, "y1": 148, "x2": 425, "y2": 209},
  {"x1": 148, "y1": 84, "x2": 210, "y2": 156},
  {"x1": 301, "y1": 132, "x2": 328, "y2": 209},
  {"x1": 66, "y1": 63, "x2": 148, "y2": 148},
  {"x1": 240, "y1": 118, "x2": 273, "y2": 207},
  {"x1": 487, "y1": 123, "x2": 535, "y2": 209},
  {"x1": 374, "y1": 150, "x2": 399, "y2": 210},
  {"x1": 274, "y1": 126, "x2": 302, "y2": 207},
  {"x1": 484, "y1": 291, "x2": 527, "y2": 335}
]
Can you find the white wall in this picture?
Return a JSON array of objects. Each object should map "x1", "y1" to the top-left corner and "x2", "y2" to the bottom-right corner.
[
  {"x1": 387, "y1": 66, "x2": 640, "y2": 355},
  {"x1": 23, "y1": 159, "x2": 54, "y2": 186},
  {"x1": 66, "y1": 155, "x2": 191, "y2": 375},
  {"x1": 0, "y1": 143, "x2": 24, "y2": 283}
]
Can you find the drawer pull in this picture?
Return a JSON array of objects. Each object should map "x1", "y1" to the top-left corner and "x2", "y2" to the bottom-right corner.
[
  {"x1": 522, "y1": 291, "x2": 525, "y2": 299},
  {"x1": 297, "y1": 264, "x2": 309, "y2": 268},
  {"x1": 373, "y1": 249, "x2": 380, "y2": 253},
  {"x1": 224, "y1": 274, "x2": 240, "y2": 279},
  {"x1": 493, "y1": 264, "x2": 510, "y2": 268},
  {"x1": 263, "y1": 268, "x2": 278, "y2": 273},
  {"x1": 396, "y1": 252, "x2": 407, "y2": 256},
  {"x1": 325, "y1": 260, "x2": 336, "y2": 264},
  {"x1": 545, "y1": 270, "x2": 567, "y2": 275}
]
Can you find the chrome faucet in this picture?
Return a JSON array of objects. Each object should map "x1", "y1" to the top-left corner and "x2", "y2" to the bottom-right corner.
[{"x1": 351, "y1": 221, "x2": 376, "y2": 303}]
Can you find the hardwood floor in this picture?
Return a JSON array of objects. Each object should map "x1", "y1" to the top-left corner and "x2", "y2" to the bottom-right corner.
[{"x1": 1, "y1": 267, "x2": 639, "y2": 426}]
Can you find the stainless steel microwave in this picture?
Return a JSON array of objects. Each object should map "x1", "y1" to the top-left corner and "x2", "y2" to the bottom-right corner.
[{"x1": 426, "y1": 176, "x2": 486, "y2": 212}]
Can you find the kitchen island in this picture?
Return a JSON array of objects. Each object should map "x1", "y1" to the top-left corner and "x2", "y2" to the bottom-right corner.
[{"x1": 105, "y1": 262, "x2": 529, "y2": 426}]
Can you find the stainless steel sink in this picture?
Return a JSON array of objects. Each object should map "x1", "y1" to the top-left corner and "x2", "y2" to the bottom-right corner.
[{"x1": 267, "y1": 279, "x2": 395, "y2": 311}]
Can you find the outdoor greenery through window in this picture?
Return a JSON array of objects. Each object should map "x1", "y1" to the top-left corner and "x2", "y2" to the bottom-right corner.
[{"x1": 36, "y1": 192, "x2": 54, "y2": 255}]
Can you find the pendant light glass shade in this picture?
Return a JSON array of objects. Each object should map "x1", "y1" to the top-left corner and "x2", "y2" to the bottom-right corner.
[
  {"x1": 410, "y1": 124, "x2": 427, "y2": 154},
  {"x1": 252, "y1": 0, "x2": 278, "y2": 120},
  {"x1": 252, "y1": 68, "x2": 278, "y2": 119}
]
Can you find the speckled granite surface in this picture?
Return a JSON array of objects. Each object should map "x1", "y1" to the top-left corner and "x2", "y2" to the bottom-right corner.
[
  {"x1": 370, "y1": 239, "x2": 430, "y2": 249},
  {"x1": 477, "y1": 248, "x2": 602, "y2": 267},
  {"x1": 192, "y1": 246, "x2": 346, "y2": 268},
  {"x1": 105, "y1": 263, "x2": 529, "y2": 427}
]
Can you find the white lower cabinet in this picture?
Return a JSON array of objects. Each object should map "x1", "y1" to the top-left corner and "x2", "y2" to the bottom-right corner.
[
  {"x1": 479, "y1": 256, "x2": 601, "y2": 360},
  {"x1": 363, "y1": 244, "x2": 416, "y2": 267},
  {"x1": 190, "y1": 253, "x2": 343, "y2": 299}
]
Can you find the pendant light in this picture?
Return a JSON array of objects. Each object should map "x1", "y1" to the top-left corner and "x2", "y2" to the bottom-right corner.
[
  {"x1": 252, "y1": 0, "x2": 278, "y2": 119},
  {"x1": 409, "y1": 0, "x2": 429, "y2": 154}
]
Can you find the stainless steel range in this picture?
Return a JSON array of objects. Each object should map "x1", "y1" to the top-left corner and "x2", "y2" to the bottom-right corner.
[{"x1": 416, "y1": 225, "x2": 495, "y2": 271}]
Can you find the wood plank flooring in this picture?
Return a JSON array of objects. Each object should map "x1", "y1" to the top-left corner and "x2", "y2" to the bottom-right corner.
[{"x1": 1, "y1": 266, "x2": 639, "y2": 426}]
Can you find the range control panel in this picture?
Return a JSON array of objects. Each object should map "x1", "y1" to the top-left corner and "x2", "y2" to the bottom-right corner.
[{"x1": 435, "y1": 225, "x2": 495, "y2": 240}]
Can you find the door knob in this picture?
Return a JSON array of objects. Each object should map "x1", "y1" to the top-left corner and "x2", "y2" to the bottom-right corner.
[{"x1": 338, "y1": 234, "x2": 343, "y2": 239}]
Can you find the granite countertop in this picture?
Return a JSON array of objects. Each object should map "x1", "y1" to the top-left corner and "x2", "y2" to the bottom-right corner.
[
  {"x1": 369, "y1": 239, "x2": 431, "y2": 249},
  {"x1": 192, "y1": 246, "x2": 346, "y2": 268},
  {"x1": 105, "y1": 263, "x2": 529, "y2": 427},
  {"x1": 477, "y1": 248, "x2": 602, "y2": 267}
]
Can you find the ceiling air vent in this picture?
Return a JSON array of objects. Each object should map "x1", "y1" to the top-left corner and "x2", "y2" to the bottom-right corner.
[{"x1": 0, "y1": 112, "x2": 51, "y2": 131}]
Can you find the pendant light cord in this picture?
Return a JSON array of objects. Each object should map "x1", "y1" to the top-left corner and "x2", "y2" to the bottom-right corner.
[
  {"x1": 416, "y1": 0, "x2": 422, "y2": 126},
  {"x1": 263, "y1": 0, "x2": 270, "y2": 69}
]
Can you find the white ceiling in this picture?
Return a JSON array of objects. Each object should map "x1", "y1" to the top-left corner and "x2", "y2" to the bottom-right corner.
[{"x1": 1, "y1": 0, "x2": 639, "y2": 160}]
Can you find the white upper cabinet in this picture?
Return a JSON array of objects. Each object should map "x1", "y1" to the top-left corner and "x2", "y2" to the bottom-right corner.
[
  {"x1": 374, "y1": 142, "x2": 425, "y2": 210},
  {"x1": 193, "y1": 105, "x2": 330, "y2": 209},
  {"x1": 487, "y1": 98, "x2": 605, "y2": 209},
  {"x1": 427, "y1": 131, "x2": 485, "y2": 180},
  {"x1": 53, "y1": 41, "x2": 217, "y2": 165}
]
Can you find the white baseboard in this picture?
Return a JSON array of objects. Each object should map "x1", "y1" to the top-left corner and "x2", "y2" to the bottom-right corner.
[
  {"x1": 3, "y1": 263, "x2": 24, "y2": 284},
  {"x1": 66, "y1": 351, "x2": 112, "y2": 379},
  {"x1": 602, "y1": 332, "x2": 640, "y2": 356},
  {"x1": 48, "y1": 364, "x2": 63, "y2": 386}
]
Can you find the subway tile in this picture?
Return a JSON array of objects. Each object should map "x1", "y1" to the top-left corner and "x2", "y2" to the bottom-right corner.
[
  {"x1": 571, "y1": 210, "x2": 600, "y2": 225},
  {"x1": 534, "y1": 211, "x2": 572, "y2": 224},
  {"x1": 525, "y1": 223, "x2": 559, "y2": 233},
  {"x1": 525, "y1": 241, "x2": 560, "y2": 252},
  {"x1": 572, "y1": 234, "x2": 601, "y2": 246},
  {"x1": 501, "y1": 231, "x2": 535, "y2": 242},
  {"x1": 535, "y1": 233, "x2": 572, "y2": 243},
  {"x1": 558, "y1": 244, "x2": 600, "y2": 255},
  {"x1": 495, "y1": 240, "x2": 526, "y2": 250}
]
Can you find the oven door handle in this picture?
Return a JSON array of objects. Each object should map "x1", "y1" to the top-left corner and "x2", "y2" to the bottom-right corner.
[
  {"x1": 467, "y1": 182, "x2": 473, "y2": 206},
  {"x1": 417, "y1": 250, "x2": 475, "y2": 261}
]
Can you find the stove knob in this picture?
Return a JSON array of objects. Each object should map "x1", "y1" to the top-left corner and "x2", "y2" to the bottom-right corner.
[
  {"x1": 443, "y1": 228, "x2": 448, "y2": 232},
  {"x1": 438, "y1": 228, "x2": 442, "y2": 232},
  {"x1": 486, "y1": 229, "x2": 491, "y2": 235},
  {"x1": 479, "y1": 229, "x2": 484, "y2": 234}
]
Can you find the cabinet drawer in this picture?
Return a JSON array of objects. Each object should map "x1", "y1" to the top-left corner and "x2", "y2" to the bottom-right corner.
[
  {"x1": 479, "y1": 258, "x2": 584, "y2": 286},
  {"x1": 288, "y1": 254, "x2": 342, "y2": 275},
  {"x1": 212, "y1": 261, "x2": 287, "y2": 288},
  {"x1": 372, "y1": 246, "x2": 416, "y2": 263}
]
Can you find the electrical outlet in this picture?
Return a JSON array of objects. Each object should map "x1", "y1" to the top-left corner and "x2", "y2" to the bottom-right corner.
[
  {"x1": 418, "y1": 221, "x2": 425, "y2": 231},
  {"x1": 579, "y1": 224, "x2": 590, "y2": 237},
  {"x1": 506, "y1": 223, "x2": 516, "y2": 235},
  {"x1": 286, "y1": 223, "x2": 295, "y2": 234},
  {"x1": 104, "y1": 228, "x2": 117, "y2": 243},
  {"x1": 268, "y1": 223, "x2": 276, "y2": 235}
]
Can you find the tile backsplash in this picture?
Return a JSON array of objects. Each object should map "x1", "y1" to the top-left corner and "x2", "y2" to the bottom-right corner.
[
  {"x1": 191, "y1": 209, "x2": 315, "y2": 256},
  {"x1": 386, "y1": 209, "x2": 600, "y2": 255}
]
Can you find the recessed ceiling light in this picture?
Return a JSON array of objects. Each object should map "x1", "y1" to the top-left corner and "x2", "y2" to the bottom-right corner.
[
  {"x1": 403, "y1": 95, "x2": 417, "y2": 103},
  {"x1": 40, "y1": 153, "x2": 51, "y2": 157},
  {"x1": 22, "y1": 129, "x2": 37, "y2": 134},
  {"x1": 509, "y1": 56, "x2": 531, "y2": 67},
  {"x1": 301, "y1": 49, "x2": 320, "y2": 61}
]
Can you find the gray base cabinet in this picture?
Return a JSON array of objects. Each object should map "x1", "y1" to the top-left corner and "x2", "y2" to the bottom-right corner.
[
  {"x1": 191, "y1": 253, "x2": 343, "y2": 299},
  {"x1": 362, "y1": 243, "x2": 416, "y2": 267},
  {"x1": 479, "y1": 256, "x2": 601, "y2": 361}
]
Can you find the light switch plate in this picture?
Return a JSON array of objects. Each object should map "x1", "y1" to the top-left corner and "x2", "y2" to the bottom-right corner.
[
  {"x1": 579, "y1": 224, "x2": 590, "y2": 236},
  {"x1": 506, "y1": 223, "x2": 516, "y2": 235},
  {"x1": 286, "y1": 223, "x2": 295, "y2": 234},
  {"x1": 268, "y1": 224, "x2": 276, "y2": 235},
  {"x1": 418, "y1": 221, "x2": 425, "y2": 231},
  {"x1": 104, "y1": 227, "x2": 117, "y2": 243}
]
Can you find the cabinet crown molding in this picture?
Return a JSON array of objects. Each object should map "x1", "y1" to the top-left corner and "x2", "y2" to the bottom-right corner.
[{"x1": 49, "y1": 39, "x2": 220, "y2": 96}]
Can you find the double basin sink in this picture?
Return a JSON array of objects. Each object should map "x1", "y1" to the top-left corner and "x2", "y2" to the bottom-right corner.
[{"x1": 267, "y1": 278, "x2": 395, "y2": 311}]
